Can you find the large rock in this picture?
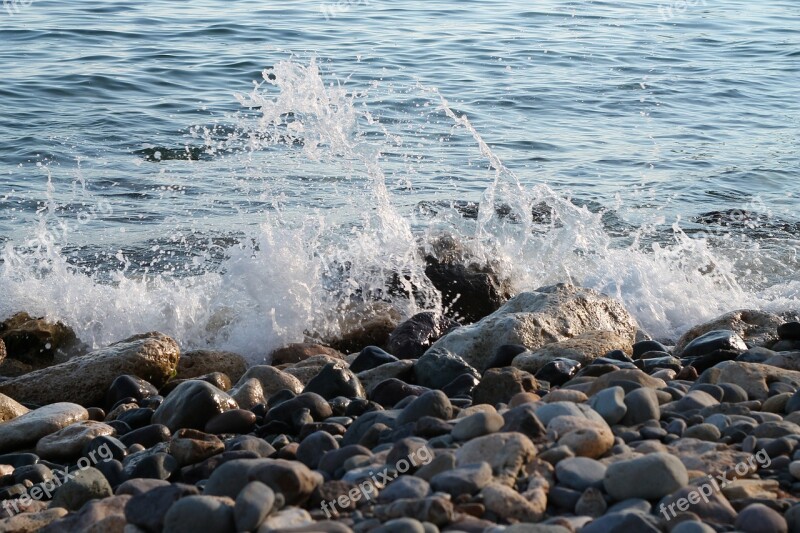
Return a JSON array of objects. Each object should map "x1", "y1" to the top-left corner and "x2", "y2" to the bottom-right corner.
[
  {"x1": 387, "y1": 312, "x2": 459, "y2": 359},
  {"x1": 700, "y1": 361, "x2": 800, "y2": 400},
  {"x1": 675, "y1": 310, "x2": 785, "y2": 353},
  {"x1": 0, "y1": 392, "x2": 29, "y2": 423},
  {"x1": 0, "y1": 312, "x2": 82, "y2": 366},
  {"x1": 0, "y1": 332, "x2": 179, "y2": 406},
  {"x1": 153, "y1": 380, "x2": 237, "y2": 432},
  {"x1": 414, "y1": 349, "x2": 479, "y2": 390},
  {"x1": 512, "y1": 331, "x2": 632, "y2": 374},
  {"x1": 426, "y1": 284, "x2": 638, "y2": 370},
  {"x1": 0, "y1": 402, "x2": 88, "y2": 453},
  {"x1": 472, "y1": 367, "x2": 538, "y2": 406},
  {"x1": 177, "y1": 350, "x2": 248, "y2": 383},
  {"x1": 326, "y1": 303, "x2": 402, "y2": 354}
]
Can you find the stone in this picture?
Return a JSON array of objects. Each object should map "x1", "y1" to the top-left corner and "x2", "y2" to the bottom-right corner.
[
  {"x1": 472, "y1": 367, "x2": 538, "y2": 406},
  {"x1": 736, "y1": 503, "x2": 788, "y2": 533},
  {"x1": 235, "y1": 481, "x2": 276, "y2": 532},
  {"x1": 0, "y1": 509, "x2": 68, "y2": 532},
  {"x1": 162, "y1": 495, "x2": 236, "y2": 533},
  {"x1": 396, "y1": 390, "x2": 452, "y2": 426},
  {"x1": 228, "y1": 378, "x2": 265, "y2": 411},
  {"x1": 584, "y1": 368, "x2": 667, "y2": 396},
  {"x1": 35, "y1": 420, "x2": 115, "y2": 461},
  {"x1": 455, "y1": 432, "x2": 536, "y2": 485},
  {"x1": 349, "y1": 346, "x2": 398, "y2": 373},
  {"x1": 671, "y1": 522, "x2": 717, "y2": 533},
  {"x1": 123, "y1": 450, "x2": 178, "y2": 480},
  {"x1": 379, "y1": 476, "x2": 431, "y2": 502},
  {"x1": 414, "y1": 348, "x2": 480, "y2": 390},
  {"x1": 205, "y1": 409, "x2": 257, "y2": 435},
  {"x1": 779, "y1": 322, "x2": 800, "y2": 341},
  {"x1": 575, "y1": 487, "x2": 607, "y2": 517},
  {"x1": 481, "y1": 483, "x2": 544, "y2": 522},
  {"x1": 250, "y1": 459, "x2": 324, "y2": 506},
  {"x1": 170, "y1": 429, "x2": 224, "y2": 466},
  {"x1": 0, "y1": 332, "x2": 179, "y2": 406},
  {"x1": 484, "y1": 344, "x2": 528, "y2": 371},
  {"x1": 257, "y1": 508, "x2": 314, "y2": 531},
  {"x1": 513, "y1": 331, "x2": 633, "y2": 374},
  {"x1": 234, "y1": 365, "x2": 304, "y2": 398},
  {"x1": 700, "y1": 361, "x2": 800, "y2": 400},
  {"x1": 683, "y1": 423, "x2": 721, "y2": 442},
  {"x1": 44, "y1": 494, "x2": 130, "y2": 532},
  {"x1": 302, "y1": 362, "x2": 365, "y2": 400},
  {"x1": 588, "y1": 386, "x2": 627, "y2": 425},
  {"x1": 174, "y1": 350, "x2": 247, "y2": 383},
  {"x1": 501, "y1": 403, "x2": 547, "y2": 441},
  {"x1": 106, "y1": 375, "x2": 158, "y2": 409},
  {"x1": 534, "y1": 358, "x2": 582, "y2": 386},
  {"x1": 429, "y1": 462, "x2": 492, "y2": 496},
  {"x1": 271, "y1": 343, "x2": 344, "y2": 366},
  {"x1": 152, "y1": 380, "x2": 237, "y2": 432},
  {"x1": 373, "y1": 496, "x2": 453, "y2": 526},
  {"x1": 426, "y1": 284, "x2": 638, "y2": 371},
  {"x1": 0, "y1": 392, "x2": 29, "y2": 423},
  {"x1": 265, "y1": 393, "x2": 333, "y2": 428},
  {"x1": 452, "y1": 411, "x2": 504, "y2": 441},
  {"x1": 387, "y1": 312, "x2": 459, "y2": 359},
  {"x1": 0, "y1": 402, "x2": 88, "y2": 453},
  {"x1": 0, "y1": 312, "x2": 81, "y2": 366},
  {"x1": 622, "y1": 388, "x2": 660, "y2": 425},
  {"x1": 204, "y1": 458, "x2": 272, "y2": 499},
  {"x1": 371, "y1": 518, "x2": 425, "y2": 533},
  {"x1": 297, "y1": 431, "x2": 339, "y2": 469},
  {"x1": 680, "y1": 329, "x2": 748, "y2": 358},
  {"x1": 50, "y1": 467, "x2": 114, "y2": 512},
  {"x1": 675, "y1": 310, "x2": 785, "y2": 353},
  {"x1": 555, "y1": 457, "x2": 607, "y2": 491},
  {"x1": 358, "y1": 361, "x2": 416, "y2": 395},
  {"x1": 547, "y1": 415, "x2": 614, "y2": 459},
  {"x1": 632, "y1": 340, "x2": 670, "y2": 359},
  {"x1": 581, "y1": 511, "x2": 661, "y2": 533},
  {"x1": 603, "y1": 453, "x2": 688, "y2": 501}
]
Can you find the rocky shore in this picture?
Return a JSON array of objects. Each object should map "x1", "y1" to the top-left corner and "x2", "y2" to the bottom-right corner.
[{"x1": 2, "y1": 283, "x2": 800, "y2": 532}]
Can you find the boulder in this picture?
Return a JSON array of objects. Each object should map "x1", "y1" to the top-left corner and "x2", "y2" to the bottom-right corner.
[
  {"x1": 699, "y1": 361, "x2": 800, "y2": 400},
  {"x1": 387, "y1": 312, "x2": 459, "y2": 359},
  {"x1": 472, "y1": 367, "x2": 538, "y2": 406},
  {"x1": 512, "y1": 330, "x2": 633, "y2": 373},
  {"x1": 152, "y1": 380, "x2": 237, "y2": 432},
  {"x1": 675, "y1": 310, "x2": 785, "y2": 352},
  {"x1": 176, "y1": 350, "x2": 248, "y2": 383},
  {"x1": 0, "y1": 312, "x2": 82, "y2": 366},
  {"x1": 426, "y1": 284, "x2": 638, "y2": 371},
  {"x1": 603, "y1": 453, "x2": 688, "y2": 501},
  {"x1": 0, "y1": 332, "x2": 179, "y2": 406}
]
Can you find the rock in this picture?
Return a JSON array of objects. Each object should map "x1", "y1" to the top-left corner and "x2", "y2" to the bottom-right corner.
[
  {"x1": 0, "y1": 392, "x2": 29, "y2": 423},
  {"x1": 675, "y1": 310, "x2": 785, "y2": 353},
  {"x1": 162, "y1": 495, "x2": 235, "y2": 533},
  {"x1": 481, "y1": 483, "x2": 545, "y2": 522},
  {"x1": 50, "y1": 467, "x2": 114, "y2": 512},
  {"x1": 0, "y1": 312, "x2": 81, "y2": 366},
  {"x1": 123, "y1": 449, "x2": 178, "y2": 480},
  {"x1": 585, "y1": 369, "x2": 667, "y2": 396},
  {"x1": 265, "y1": 393, "x2": 333, "y2": 429},
  {"x1": 0, "y1": 402, "x2": 88, "y2": 453},
  {"x1": 700, "y1": 361, "x2": 800, "y2": 400},
  {"x1": 603, "y1": 453, "x2": 688, "y2": 501},
  {"x1": 484, "y1": 344, "x2": 527, "y2": 371},
  {"x1": 0, "y1": 332, "x2": 179, "y2": 406},
  {"x1": 513, "y1": 331, "x2": 633, "y2": 374},
  {"x1": 581, "y1": 511, "x2": 662, "y2": 533},
  {"x1": 779, "y1": 322, "x2": 800, "y2": 341},
  {"x1": 106, "y1": 375, "x2": 158, "y2": 408},
  {"x1": 297, "y1": 431, "x2": 339, "y2": 469},
  {"x1": 152, "y1": 380, "x2": 237, "y2": 432},
  {"x1": 358, "y1": 361, "x2": 415, "y2": 395},
  {"x1": 549, "y1": 415, "x2": 614, "y2": 459},
  {"x1": 349, "y1": 346, "x2": 398, "y2": 373},
  {"x1": 683, "y1": 423, "x2": 721, "y2": 441},
  {"x1": 283, "y1": 354, "x2": 342, "y2": 385},
  {"x1": 622, "y1": 388, "x2": 660, "y2": 425},
  {"x1": 326, "y1": 302, "x2": 402, "y2": 354},
  {"x1": 455, "y1": 432, "x2": 536, "y2": 485},
  {"x1": 203, "y1": 458, "x2": 272, "y2": 499},
  {"x1": 373, "y1": 496, "x2": 453, "y2": 526},
  {"x1": 235, "y1": 365, "x2": 304, "y2": 397},
  {"x1": 632, "y1": 340, "x2": 670, "y2": 359},
  {"x1": 575, "y1": 487, "x2": 607, "y2": 517},
  {"x1": 170, "y1": 429, "x2": 224, "y2": 466},
  {"x1": 205, "y1": 409, "x2": 257, "y2": 435},
  {"x1": 270, "y1": 343, "x2": 344, "y2": 366},
  {"x1": 680, "y1": 329, "x2": 748, "y2": 357},
  {"x1": 501, "y1": 403, "x2": 547, "y2": 441},
  {"x1": 387, "y1": 312, "x2": 459, "y2": 360},
  {"x1": 0, "y1": 509, "x2": 68, "y2": 532},
  {"x1": 555, "y1": 457, "x2": 606, "y2": 491},
  {"x1": 441, "y1": 372, "x2": 479, "y2": 398},
  {"x1": 302, "y1": 362, "x2": 365, "y2": 400},
  {"x1": 43, "y1": 494, "x2": 130, "y2": 532},
  {"x1": 235, "y1": 481, "x2": 276, "y2": 532},
  {"x1": 371, "y1": 518, "x2": 425, "y2": 533},
  {"x1": 35, "y1": 421, "x2": 115, "y2": 461},
  {"x1": 426, "y1": 284, "x2": 638, "y2": 371},
  {"x1": 396, "y1": 390, "x2": 452, "y2": 426},
  {"x1": 175, "y1": 350, "x2": 247, "y2": 383},
  {"x1": 228, "y1": 378, "x2": 265, "y2": 411},
  {"x1": 452, "y1": 411, "x2": 505, "y2": 441},
  {"x1": 588, "y1": 386, "x2": 627, "y2": 425},
  {"x1": 379, "y1": 476, "x2": 431, "y2": 502},
  {"x1": 735, "y1": 504, "x2": 788, "y2": 533},
  {"x1": 258, "y1": 507, "x2": 314, "y2": 530},
  {"x1": 472, "y1": 367, "x2": 538, "y2": 406},
  {"x1": 429, "y1": 462, "x2": 492, "y2": 497},
  {"x1": 250, "y1": 459, "x2": 324, "y2": 506},
  {"x1": 414, "y1": 348, "x2": 480, "y2": 390},
  {"x1": 535, "y1": 357, "x2": 582, "y2": 386}
]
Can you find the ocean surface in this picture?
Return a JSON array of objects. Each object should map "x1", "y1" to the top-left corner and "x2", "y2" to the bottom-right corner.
[{"x1": 1, "y1": 0, "x2": 798, "y2": 360}]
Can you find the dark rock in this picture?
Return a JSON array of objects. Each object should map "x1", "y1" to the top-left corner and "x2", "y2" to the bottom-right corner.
[
  {"x1": 116, "y1": 407, "x2": 154, "y2": 430},
  {"x1": 680, "y1": 329, "x2": 747, "y2": 358},
  {"x1": 430, "y1": 462, "x2": 492, "y2": 497},
  {"x1": 0, "y1": 312, "x2": 81, "y2": 366},
  {"x1": 350, "y1": 346, "x2": 399, "y2": 373},
  {"x1": 556, "y1": 457, "x2": 607, "y2": 491},
  {"x1": 633, "y1": 340, "x2": 670, "y2": 359},
  {"x1": 414, "y1": 417, "x2": 454, "y2": 439},
  {"x1": 369, "y1": 378, "x2": 427, "y2": 408},
  {"x1": 152, "y1": 380, "x2": 237, "y2": 432},
  {"x1": 94, "y1": 458, "x2": 125, "y2": 489},
  {"x1": 162, "y1": 494, "x2": 236, "y2": 533},
  {"x1": 473, "y1": 367, "x2": 537, "y2": 406},
  {"x1": 779, "y1": 322, "x2": 800, "y2": 341},
  {"x1": 379, "y1": 476, "x2": 431, "y2": 503},
  {"x1": 500, "y1": 403, "x2": 546, "y2": 441},
  {"x1": 687, "y1": 349, "x2": 740, "y2": 372},
  {"x1": 534, "y1": 358, "x2": 581, "y2": 386},
  {"x1": 50, "y1": 467, "x2": 113, "y2": 512},
  {"x1": 396, "y1": 390, "x2": 453, "y2": 426},
  {"x1": 205, "y1": 409, "x2": 257, "y2": 435},
  {"x1": 123, "y1": 451, "x2": 178, "y2": 480},
  {"x1": 297, "y1": 431, "x2": 339, "y2": 469},
  {"x1": 225, "y1": 435, "x2": 275, "y2": 458},
  {"x1": 303, "y1": 362, "x2": 365, "y2": 400},
  {"x1": 634, "y1": 356, "x2": 682, "y2": 373},
  {"x1": 0, "y1": 452, "x2": 39, "y2": 468},
  {"x1": 83, "y1": 435, "x2": 127, "y2": 462},
  {"x1": 106, "y1": 375, "x2": 158, "y2": 409},
  {"x1": 387, "y1": 312, "x2": 459, "y2": 359},
  {"x1": 118, "y1": 424, "x2": 171, "y2": 448},
  {"x1": 317, "y1": 445, "x2": 373, "y2": 478},
  {"x1": 249, "y1": 458, "x2": 323, "y2": 506},
  {"x1": 719, "y1": 383, "x2": 749, "y2": 403},
  {"x1": 124, "y1": 483, "x2": 200, "y2": 533},
  {"x1": 484, "y1": 344, "x2": 527, "y2": 371},
  {"x1": 264, "y1": 392, "x2": 333, "y2": 429},
  {"x1": 414, "y1": 348, "x2": 480, "y2": 390},
  {"x1": 440, "y1": 373, "x2": 480, "y2": 398}
]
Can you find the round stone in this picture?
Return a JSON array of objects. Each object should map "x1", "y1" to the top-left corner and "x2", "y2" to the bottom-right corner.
[
  {"x1": 603, "y1": 453, "x2": 688, "y2": 501},
  {"x1": 556, "y1": 457, "x2": 607, "y2": 491},
  {"x1": 35, "y1": 420, "x2": 115, "y2": 461}
]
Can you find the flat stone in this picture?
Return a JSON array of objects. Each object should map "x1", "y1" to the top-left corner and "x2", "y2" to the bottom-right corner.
[
  {"x1": 603, "y1": 453, "x2": 688, "y2": 501},
  {"x1": 35, "y1": 420, "x2": 115, "y2": 461},
  {"x1": 0, "y1": 402, "x2": 88, "y2": 453}
]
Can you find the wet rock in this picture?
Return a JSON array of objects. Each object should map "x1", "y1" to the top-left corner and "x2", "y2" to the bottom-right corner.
[
  {"x1": 0, "y1": 312, "x2": 81, "y2": 366},
  {"x1": 0, "y1": 392, "x2": 29, "y2": 423},
  {"x1": 119, "y1": 423, "x2": 171, "y2": 448},
  {"x1": 535, "y1": 358, "x2": 581, "y2": 387},
  {"x1": 428, "y1": 284, "x2": 638, "y2": 371},
  {"x1": 472, "y1": 366, "x2": 538, "y2": 406},
  {"x1": 414, "y1": 348, "x2": 480, "y2": 390},
  {"x1": 430, "y1": 462, "x2": 492, "y2": 497},
  {"x1": 588, "y1": 386, "x2": 626, "y2": 425},
  {"x1": 162, "y1": 494, "x2": 235, "y2": 533},
  {"x1": 349, "y1": 346, "x2": 398, "y2": 373},
  {"x1": 680, "y1": 329, "x2": 748, "y2": 358},
  {"x1": 675, "y1": 310, "x2": 785, "y2": 353},
  {"x1": 396, "y1": 390, "x2": 452, "y2": 426},
  {"x1": 265, "y1": 392, "x2": 333, "y2": 428},
  {"x1": 699, "y1": 361, "x2": 800, "y2": 400},
  {"x1": 236, "y1": 365, "x2": 304, "y2": 397},
  {"x1": 455, "y1": 432, "x2": 536, "y2": 485},
  {"x1": 205, "y1": 409, "x2": 257, "y2": 435},
  {"x1": 106, "y1": 375, "x2": 158, "y2": 409},
  {"x1": 271, "y1": 343, "x2": 344, "y2": 366},
  {"x1": 303, "y1": 362, "x2": 365, "y2": 400},
  {"x1": 123, "y1": 450, "x2": 178, "y2": 480},
  {"x1": 387, "y1": 312, "x2": 459, "y2": 359},
  {"x1": 326, "y1": 302, "x2": 402, "y2": 354},
  {"x1": 50, "y1": 467, "x2": 113, "y2": 512},
  {"x1": 35, "y1": 420, "x2": 115, "y2": 461},
  {"x1": 556, "y1": 457, "x2": 606, "y2": 491},
  {"x1": 513, "y1": 331, "x2": 633, "y2": 374},
  {"x1": 778, "y1": 322, "x2": 800, "y2": 341},
  {"x1": 632, "y1": 340, "x2": 670, "y2": 358},
  {"x1": 603, "y1": 452, "x2": 688, "y2": 501},
  {"x1": 250, "y1": 459, "x2": 324, "y2": 506},
  {"x1": 0, "y1": 332, "x2": 180, "y2": 406},
  {"x1": 153, "y1": 380, "x2": 237, "y2": 432},
  {"x1": 0, "y1": 402, "x2": 88, "y2": 453},
  {"x1": 358, "y1": 361, "x2": 416, "y2": 395},
  {"x1": 235, "y1": 480, "x2": 276, "y2": 532}
]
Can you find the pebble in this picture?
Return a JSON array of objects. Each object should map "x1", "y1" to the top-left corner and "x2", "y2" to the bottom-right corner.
[
  {"x1": 35, "y1": 420, "x2": 115, "y2": 461},
  {"x1": 50, "y1": 467, "x2": 114, "y2": 512},
  {"x1": 414, "y1": 348, "x2": 480, "y2": 390},
  {"x1": 0, "y1": 402, "x2": 88, "y2": 453},
  {"x1": 622, "y1": 388, "x2": 660, "y2": 425},
  {"x1": 588, "y1": 386, "x2": 627, "y2": 425},
  {"x1": 124, "y1": 483, "x2": 200, "y2": 532},
  {"x1": 429, "y1": 462, "x2": 492, "y2": 496},
  {"x1": 680, "y1": 329, "x2": 747, "y2": 357},
  {"x1": 735, "y1": 503, "x2": 788, "y2": 533},
  {"x1": 555, "y1": 457, "x2": 607, "y2": 491},
  {"x1": 303, "y1": 362, "x2": 365, "y2": 400},
  {"x1": 451, "y1": 411, "x2": 504, "y2": 441},
  {"x1": 396, "y1": 390, "x2": 453, "y2": 426},
  {"x1": 297, "y1": 431, "x2": 339, "y2": 469},
  {"x1": 575, "y1": 487, "x2": 607, "y2": 517},
  {"x1": 162, "y1": 495, "x2": 236, "y2": 533},
  {"x1": 249, "y1": 458, "x2": 323, "y2": 506},
  {"x1": 472, "y1": 367, "x2": 538, "y2": 406},
  {"x1": 169, "y1": 429, "x2": 225, "y2": 466},
  {"x1": 204, "y1": 408, "x2": 257, "y2": 434},
  {"x1": 534, "y1": 358, "x2": 581, "y2": 386},
  {"x1": 235, "y1": 480, "x2": 276, "y2": 532},
  {"x1": 378, "y1": 476, "x2": 431, "y2": 502},
  {"x1": 152, "y1": 380, "x2": 237, "y2": 432},
  {"x1": 106, "y1": 374, "x2": 158, "y2": 408},
  {"x1": 455, "y1": 432, "x2": 536, "y2": 485},
  {"x1": 349, "y1": 346, "x2": 398, "y2": 373},
  {"x1": 603, "y1": 453, "x2": 688, "y2": 501}
]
